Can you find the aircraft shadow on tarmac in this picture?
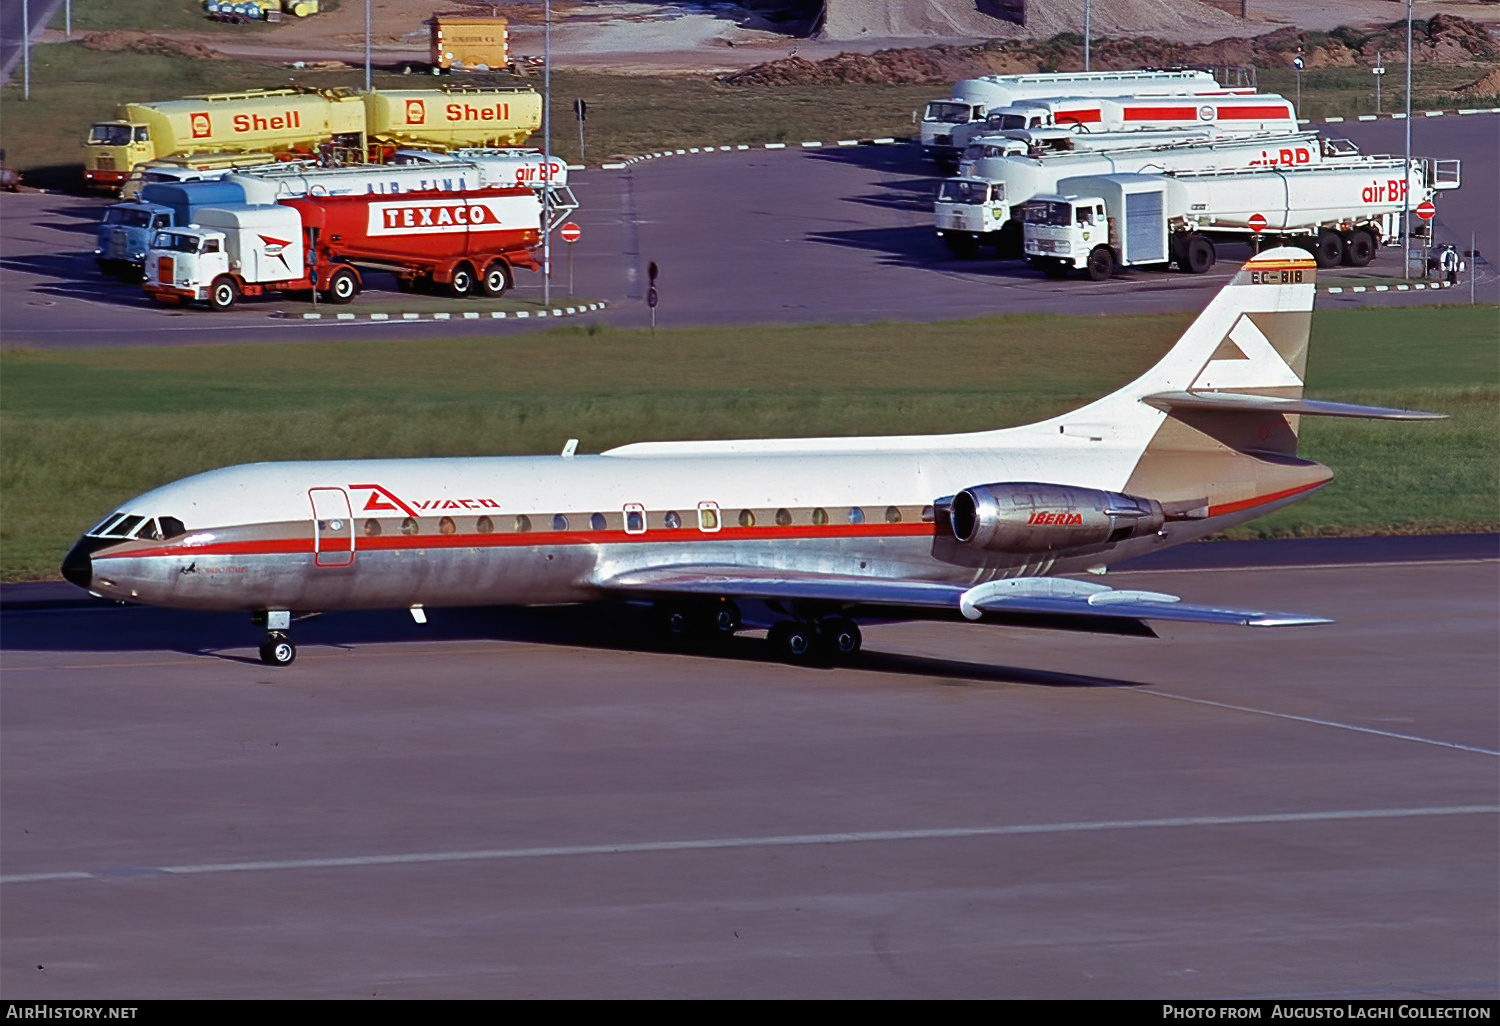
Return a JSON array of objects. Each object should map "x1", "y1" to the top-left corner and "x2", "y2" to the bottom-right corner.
[{"x1": 0, "y1": 598, "x2": 1151, "y2": 688}]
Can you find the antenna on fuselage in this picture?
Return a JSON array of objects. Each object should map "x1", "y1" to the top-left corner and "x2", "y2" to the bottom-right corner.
[{"x1": 561, "y1": 438, "x2": 578, "y2": 459}]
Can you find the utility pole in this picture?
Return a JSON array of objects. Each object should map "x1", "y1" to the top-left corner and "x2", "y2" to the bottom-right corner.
[{"x1": 22, "y1": 0, "x2": 30, "y2": 101}]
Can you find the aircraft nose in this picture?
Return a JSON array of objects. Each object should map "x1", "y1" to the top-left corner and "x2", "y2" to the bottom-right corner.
[{"x1": 60, "y1": 538, "x2": 96, "y2": 590}]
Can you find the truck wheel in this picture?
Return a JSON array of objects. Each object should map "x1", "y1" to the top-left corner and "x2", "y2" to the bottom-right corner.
[
  {"x1": 325, "y1": 266, "x2": 360, "y2": 304},
  {"x1": 995, "y1": 220, "x2": 1022, "y2": 259},
  {"x1": 479, "y1": 261, "x2": 511, "y2": 297},
  {"x1": 1086, "y1": 246, "x2": 1114, "y2": 282},
  {"x1": 448, "y1": 264, "x2": 476, "y2": 298},
  {"x1": 1343, "y1": 229, "x2": 1376, "y2": 267},
  {"x1": 1184, "y1": 235, "x2": 1216, "y2": 274},
  {"x1": 207, "y1": 276, "x2": 238, "y2": 311},
  {"x1": 943, "y1": 234, "x2": 979, "y2": 260},
  {"x1": 1313, "y1": 230, "x2": 1344, "y2": 269}
]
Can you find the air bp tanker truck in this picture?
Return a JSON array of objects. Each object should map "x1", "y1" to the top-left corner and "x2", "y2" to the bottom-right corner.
[
  {"x1": 142, "y1": 187, "x2": 543, "y2": 309},
  {"x1": 934, "y1": 131, "x2": 1355, "y2": 258},
  {"x1": 1022, "y1": 157, "x2": 1461, "y2": 281},
  {"x1": 85, "y1": 86, "x2": 542, "y2": 190},
  {"x1": 918, "y1": 69, "x2": 1235, "y2": 171}
]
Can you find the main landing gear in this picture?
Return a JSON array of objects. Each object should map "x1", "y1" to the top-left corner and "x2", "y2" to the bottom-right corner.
[
  {"x1": 254, "y1": 610, "x2": 296, "y2": 667},
  {"x1": 652, "y1": 600, "x2": 862, "y2": 665}
]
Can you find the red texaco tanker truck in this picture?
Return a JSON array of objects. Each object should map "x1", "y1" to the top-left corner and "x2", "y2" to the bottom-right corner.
[{"x1": 142, "y1": 186, "x2": 542, "y2": 309}]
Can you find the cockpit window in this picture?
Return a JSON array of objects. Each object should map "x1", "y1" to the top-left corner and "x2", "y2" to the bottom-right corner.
[
  {"x1": 105, "y1": 515, "x2": 144, "y2": 538},
  {"x1": 89, "y1": 513, "x2": 126, "y2": 536},
  {"x1": 134, "y1": 519, "x2": 162, "y2": 541}
]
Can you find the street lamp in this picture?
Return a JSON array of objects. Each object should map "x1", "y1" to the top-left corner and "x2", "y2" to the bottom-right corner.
[
  {"x1": 1403, "y1": 0, "x2": 1413, "y2": 280},
  {"x1": 1373, "y1": 50, "x2": 1385, "y2": 114},
  {"x1": 1083, "y1": 0, "x2": 1090, "y2": 73}
]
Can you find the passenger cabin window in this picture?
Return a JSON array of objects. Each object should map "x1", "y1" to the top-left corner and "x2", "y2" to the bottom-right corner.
[
  {"x1": 552, "y1": 514, "x2": 569, "y2": 532},
  {"x1": 775, "y1": 508, "x2": 792, "y2": 527},
  {"x1": 590, "y1": 512, "x2": 607, "y2": 531},
  {"x1": 401, "y1": 517, "x2": 419, "y2": 536},
  {"x1": 664, "y1": 511, "x2": 682, "y2": 529},
  {"x1": 738, "y1": 509, "x2": 755, "y2": 528},
  {"x1": 885, "y1": 506, "x2": 902, "y2": 524},
  {"x1": 364, "y1": 519, "x2": 382, "y2": 537},
  {"x1": 439, "y1": 516, "x2": 457, "y2": 536},
  {"x1": 811, "y1": 508, "x2": 829, "y2": 526},
  {"x1": 697, "y1": 503, "x2": 720, "y2": 533},
  {"x1": 476, "y1": 516, "x2": 494, "y2": 535},
  {"x1": 514, "y1": 514, "x2": 532, "y2": 533},
  {"x1": 848, "y1": 507, "x2": 865, "y2": 525}
]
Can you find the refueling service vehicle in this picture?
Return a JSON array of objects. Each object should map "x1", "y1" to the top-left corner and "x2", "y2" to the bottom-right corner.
[
  {"x1": 142, "y1": 187, "x2": 542, "y2": 309},
  {"x1": 981, "y1": 93, "x2": 1294, "y2": 136},
  {"x1": 934, "y1": 131, "x2": 1357, "y2": 258},
  {"x1": 918, "y1": 69, "x2": 1226, "y2": 170},
  {"x1": 1022, "y1": 158, "x2": 1461, "y2": 281},
  {"x1": 85, "y1": 86, "x2": 542, "y2": 189},
  {"x1": 97, "y1": 160, "x2": 501, "y2": 280}
]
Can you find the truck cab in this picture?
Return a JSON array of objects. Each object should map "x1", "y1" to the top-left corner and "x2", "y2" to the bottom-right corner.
[
  {"x1": 144, "y1": 228, "x2": 234, "y2": 306},
  {"x1": 95, "y1": 203, "x2": 175, "y2": 280},
  {"x1": 144, "y1": 204, "x2": 318, "y2": 310},
  {"x1": 933, "y1": 177, "x2": 1015, "y2": 258},
  {"x1": 1023, "y1": 174, "x2": 1195, "y2": 281},
  {"x1": 920, "y1": 100, "x2": 986, "y2": 171},
  {"x1": 84, "y1": 122, "x2": 155, "y2": 190}
]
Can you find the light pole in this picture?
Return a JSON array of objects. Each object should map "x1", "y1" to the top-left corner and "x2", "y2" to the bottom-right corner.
[
  {"x1": 364, "y1": 0, "x2": 371, "y2": 92},
  {"x1": 543, "y1": 0, "x2": 552, "y2": 307},
  {"x1": 1373, "y1": 50, "x2": 1384, "y2": 114},
  {"x1": 1403, "y1": 0, "x2": 1413, "y2": 279},
  {"x1": 22, "y1": 0, "x2": 29, "y2": 101},
  {"x1": 1083, "y1": 0, "x2": 1090, "y2": 73}
]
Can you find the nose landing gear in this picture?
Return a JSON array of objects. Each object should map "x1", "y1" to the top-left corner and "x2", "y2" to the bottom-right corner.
[{"x1": 253, "y1": 610, "x2": 297, "y2": 667}]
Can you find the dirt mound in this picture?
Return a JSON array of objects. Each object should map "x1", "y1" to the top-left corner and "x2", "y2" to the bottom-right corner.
[
  {"x1": 1440, "y1": 66, "x2": 1500, "y2": 100},
  {"x1": 818, "y1": 0, "x2": 1244, "y2": 43},
  {"x1": 81, "y1": 31, "x2": 226, "y2": 61},
  {"x1": 725, "y1": 14, "x2": 1499, "y2": 86}
]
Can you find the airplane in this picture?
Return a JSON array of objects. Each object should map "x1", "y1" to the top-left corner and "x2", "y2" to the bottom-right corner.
[{"x1": 60, "y1": 247, "x2": 1442, "y2": 667}]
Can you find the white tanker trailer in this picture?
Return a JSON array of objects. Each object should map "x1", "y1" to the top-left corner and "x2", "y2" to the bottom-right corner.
[
  {"x1": 919, "y1": 69, "x2": 1223, "y2": 170},
  {"x1": 1022, "y1": 158, "x2": 1462, "y2": 281},
  {"x1": 935, "y1": 131, "x2": 1345, "y2": 258}
]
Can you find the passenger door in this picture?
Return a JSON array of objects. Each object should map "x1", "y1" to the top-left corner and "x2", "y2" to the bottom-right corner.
[{"x1": 309, "y1": 488, "x2": 355, "y2": 567}]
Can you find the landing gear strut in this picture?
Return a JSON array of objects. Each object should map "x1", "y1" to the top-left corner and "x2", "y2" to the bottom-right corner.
[{"x1": 254, "y1": 610, "x2": 297, "y2": 667}]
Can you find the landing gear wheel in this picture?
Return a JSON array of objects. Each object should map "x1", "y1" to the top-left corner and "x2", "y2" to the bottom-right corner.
[
  {"x1": 324, "y1": 265, "x2": 360, "y2": 304},
  {"x1": 448, "y1": 263, "x2": 476, "y2": 298},
  {"x1": 818, "y1": 617, "x2": 862, "y2": 661},
  {"x1": 1183, "y1": 234, "x2": 1216, "y2": 274},
  {"x1": 653, "y1": 603, "x2": 693, "y2": 642},
  {"x1": 1313, "y1": 229, "x2": 1344, "y2": 269},
  {"x1": 706, "y1": 600, "x2": 742, "y2": 637},
  {"x1": 767, "y1": 621, "x2": 816, "y2": 663},
  {"x1": 1086, "y1": 245, "x2": 1114, "y2": 282},
  {"x1": 259, "y1": 632, "x2": 296, "y2": 667},
  {"x1": 478, "y1": 260, "x2": 511, "y2": 298},
  {"x1": 1343, "y1": 228, "x2": 1376, "y2": 267},
  {"x1": 208, "y1": 275, "x2": 238, "y2": 311}
]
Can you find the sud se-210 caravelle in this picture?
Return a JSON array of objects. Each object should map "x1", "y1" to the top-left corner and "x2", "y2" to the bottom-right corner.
[{"x1": 62, "y1": 248, "x2": 1440, "y2": 667}]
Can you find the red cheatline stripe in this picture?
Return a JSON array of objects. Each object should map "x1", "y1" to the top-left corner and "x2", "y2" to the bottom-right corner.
[
  {"x1": 1055, "y1": 110, "x2": 1102, "y2": 124},
  {"x1": 1217, "y1": 106, "x2": 1294, "y2": 120},
  {"x1": 1208, "y1": 481, "x2": 1325, "y2": 518},
  {"x1": 98, "y1": 521, "x2": 939, "y2": 562},
  {"x1": 1123, "y1": 107, "x2": 1197, "y2": 121}
]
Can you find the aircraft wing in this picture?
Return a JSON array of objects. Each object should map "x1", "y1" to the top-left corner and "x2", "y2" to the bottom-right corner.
[{"x1": 597, "y1": 565, "x2": 1331, "y2": 634}]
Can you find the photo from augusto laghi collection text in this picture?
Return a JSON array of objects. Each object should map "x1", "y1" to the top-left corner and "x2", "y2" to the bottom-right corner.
[{"x1": 1163, "y1": 1006, "x2": 1494, "y2": 1020}]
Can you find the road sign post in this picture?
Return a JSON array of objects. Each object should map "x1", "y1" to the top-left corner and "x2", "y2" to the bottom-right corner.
[
  {"x1": 1293, "y1": 54, "x2": 1304, "y2": 117},
  {"x1": 647, "y1": 261, "x2": 659, "y2": 334},
  {"x1": 559, "y1": 221, "x2": 581, "y2": 297},
  {"x1": 573, "y1": 99, "x2": 587, "y2": 164}
]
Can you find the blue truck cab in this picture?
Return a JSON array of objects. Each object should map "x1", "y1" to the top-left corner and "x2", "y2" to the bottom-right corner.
[{"x1": 95, "y1": 180, "x2": 248, "y2": 281}]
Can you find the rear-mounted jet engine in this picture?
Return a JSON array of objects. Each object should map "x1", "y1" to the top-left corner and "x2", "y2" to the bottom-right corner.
[{"x1": 947, "y1": 482, "x2": 1165, "y2": 553}]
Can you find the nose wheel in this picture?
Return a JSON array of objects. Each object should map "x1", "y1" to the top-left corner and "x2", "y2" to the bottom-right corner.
[{"x1": 259, "y1": 631, "x2": 296, "y2": 667}]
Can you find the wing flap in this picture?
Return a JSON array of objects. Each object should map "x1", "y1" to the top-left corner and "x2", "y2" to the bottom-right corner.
[{"x1": 597, "y1": 565, "x2": 1330, "y2": 630}]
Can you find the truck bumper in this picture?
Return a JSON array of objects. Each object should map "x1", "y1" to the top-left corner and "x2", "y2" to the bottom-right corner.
[
  {"x1": 84, "y1": 169, "x2": 129, "y2": 188},
  {"x1": 144, "y1": 283, "x2": 201, "y2": 303}
]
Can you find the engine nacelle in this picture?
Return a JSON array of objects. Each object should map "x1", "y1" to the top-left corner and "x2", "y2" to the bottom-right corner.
[{"x1": 948, "y1": 482, "x2": 1165, "y2": 554}]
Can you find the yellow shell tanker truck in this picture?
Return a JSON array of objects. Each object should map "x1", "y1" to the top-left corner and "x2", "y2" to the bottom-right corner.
[{"x1": 84, "y1": 86, "x2": 541, "y2": 190}]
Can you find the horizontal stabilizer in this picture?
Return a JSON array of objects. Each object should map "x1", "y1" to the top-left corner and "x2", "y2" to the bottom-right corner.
[
  {"x1": 599, "y1": 565, "x2": 1331, "y2": 631},
  {"x1": 1144, "y1": 390, "x2": 1447, "y2": 420}
]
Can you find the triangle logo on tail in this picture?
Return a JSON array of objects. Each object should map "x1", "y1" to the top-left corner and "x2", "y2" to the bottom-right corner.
[{"x1": 1190, "y1": 313, "x2": 1303, "y2": 391}]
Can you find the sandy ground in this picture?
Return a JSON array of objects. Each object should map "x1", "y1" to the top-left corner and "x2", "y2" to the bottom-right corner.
[{"x1": 40, "y1": 1, "x2": 1499, "y2": 75}]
